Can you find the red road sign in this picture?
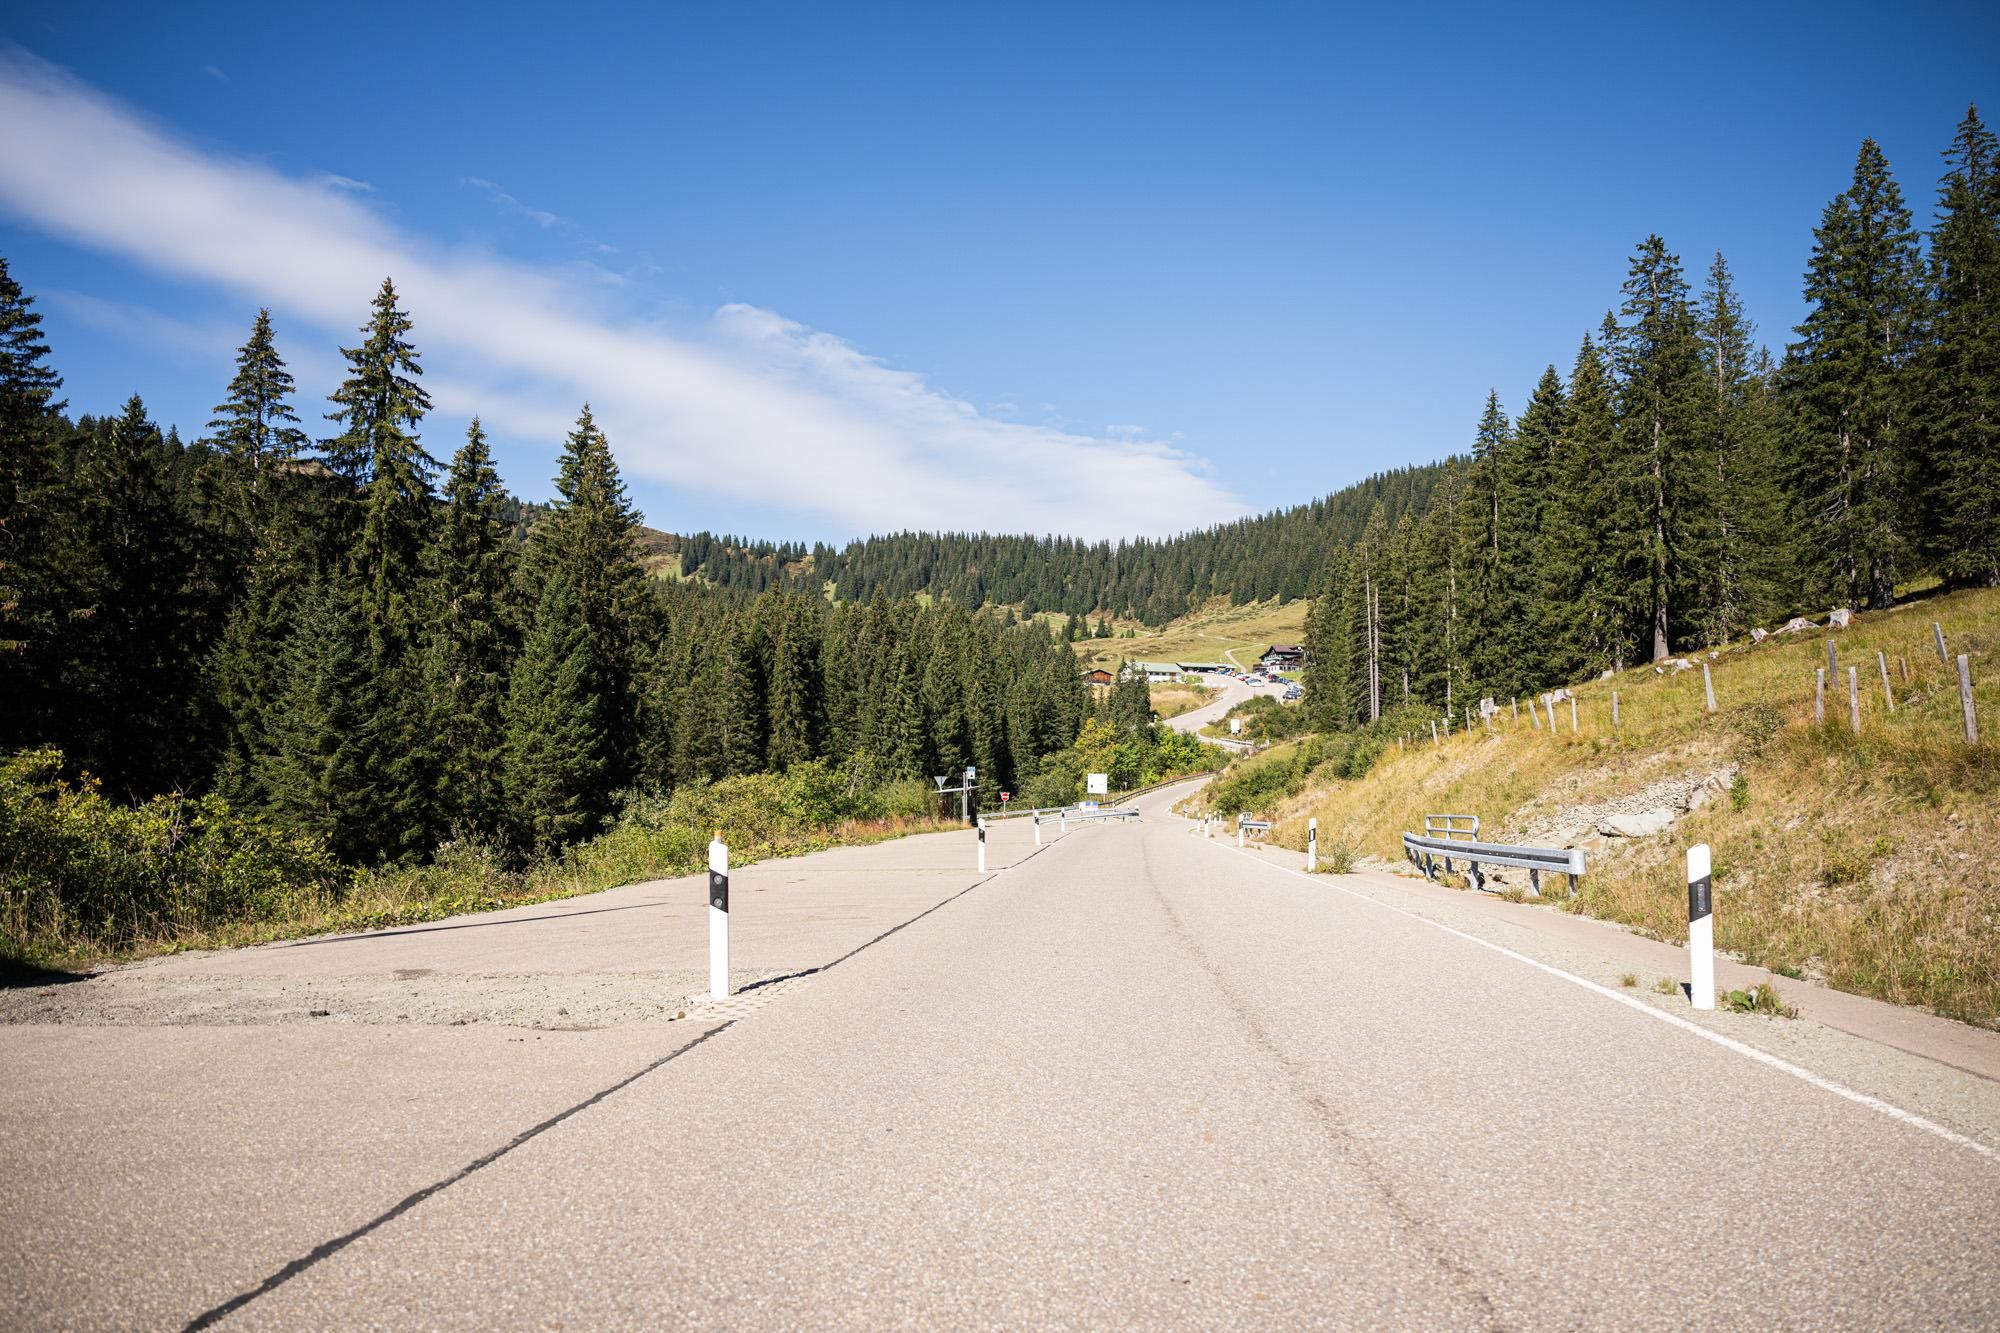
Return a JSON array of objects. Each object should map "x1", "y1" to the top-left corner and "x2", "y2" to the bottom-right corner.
[{"x1": 1001, "y1": 792, "x2": 1011, "y2": 803}]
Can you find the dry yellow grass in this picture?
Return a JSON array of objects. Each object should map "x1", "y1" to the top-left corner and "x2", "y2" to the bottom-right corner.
[
  {"x1": 1147, "y1": 683, "x2": 1212, "y2": 720},
  {"x1": 1073, "y1": 597, "x2": 1310, "y2": 672},
  {"x1": 1262, "y1": 586, "x2": 2000, "y2": 1028}
]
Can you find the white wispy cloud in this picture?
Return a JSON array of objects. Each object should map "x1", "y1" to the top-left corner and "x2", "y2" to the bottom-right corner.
[
  {"x1": 0, "y1": 49, "x2": 1245, "y2": 538},
  {"x1": 200, "y1": 64, "x2": 227, "y2": 83},
  {"x1": 461, "y1": 175, "x2": 562, "y2": 229}
]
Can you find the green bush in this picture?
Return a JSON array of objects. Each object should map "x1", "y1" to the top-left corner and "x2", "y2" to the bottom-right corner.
[
  {"x1": 2, "y1": 749, "x2": 953, "y2": 964},
  {"x1": 1, "y1": 749, "x2": 344, "y2": 959}
]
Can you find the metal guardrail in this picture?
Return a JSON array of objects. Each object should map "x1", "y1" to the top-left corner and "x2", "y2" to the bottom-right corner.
[
  {"x1": 1036, "y1": 805, "x2": 1140, "y2": 825},
  {"x1": 1424, "y1": 813, "x2": 1479, "y2": 841},
  {"x1": 1107, "y1": 773, "x2": 1212, "y2": 806},
  {"x1": 1401, "y1": 831, "x2": 1585, "y2": 898},
  {"x1": 983, "y1": 805, "x2": 1064, "y2": 822}
]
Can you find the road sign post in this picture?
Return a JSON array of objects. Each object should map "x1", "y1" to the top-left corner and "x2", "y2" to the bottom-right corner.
[
  {"x1": 708, "y1": 832, "x2": 730, "y2": 1001},
  {"x1": 1688, "y1": 844, "x2": 1714, "y2": 1011}
]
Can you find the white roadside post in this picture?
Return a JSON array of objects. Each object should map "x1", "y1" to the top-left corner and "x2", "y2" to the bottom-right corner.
[
  {"x1": 1237, "y1": 817, "x2": 1245, "y2": 849},
  {"x1": 976, "y1": 816, "x2": 987, "y2": 873},
  {"x1": 1033, "y1": 814, "x2": 1042, "y2": 846},
  {"x1": 708, "y1": 831, "x2": 730, "y2": 1001},
  {"x1": 1307, "y1": 817, "x2": 1318, "y2": 872},
  {"x1": 1688, "y1": 843, "x2": 1715, "y2": 1011}
]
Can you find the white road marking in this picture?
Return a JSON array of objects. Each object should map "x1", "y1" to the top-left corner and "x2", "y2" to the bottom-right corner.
[{"x1": 1202, "y1": 835, "x2": 1999, "y2": 1164}]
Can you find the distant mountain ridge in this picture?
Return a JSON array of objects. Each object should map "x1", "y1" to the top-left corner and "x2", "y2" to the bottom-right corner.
[{"x1": 658, "y1": 463, "x2": 1447, "y2": 624}]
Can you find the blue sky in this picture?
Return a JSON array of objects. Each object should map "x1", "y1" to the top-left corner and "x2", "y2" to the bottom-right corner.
[{"x1": 1, "y1": 2, "x2": 1994, "y2": 541}]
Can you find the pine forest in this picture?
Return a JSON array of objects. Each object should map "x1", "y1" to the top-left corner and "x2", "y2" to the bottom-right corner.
[{"x1": 1, "y1": 109, "x2": 1996, "y2": 952}]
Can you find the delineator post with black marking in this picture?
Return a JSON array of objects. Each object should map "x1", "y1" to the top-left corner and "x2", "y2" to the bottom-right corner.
[
  {"x1": 1688, "y1": 843, "x2": 1714, "y2": 1011},
  {"x1": 1307, "y1": 817, "x2": 1318, "y2": 872},
  {"x1": 708, "y1": 831, "x2": 730, "y2": 1001},
  {"x1": 977, "y1": 817, "x2": 987, "y2": 873}
]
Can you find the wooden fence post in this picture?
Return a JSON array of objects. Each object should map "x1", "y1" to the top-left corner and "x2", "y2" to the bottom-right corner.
[
  {"x1": 1815, "y1": 667, "x2": 1825, "y2": 725},
  {"x1": 1612, "y1": 690, "x2": 1620, "y2": 727},
  {"x1": 1935, "y1": 623, "x2": 1949, "y2": 664},
  {"x1": 1899, "y1": 655, "x2": 1910, "y2": 686},
  {"x1": 1511, "y1": 697, "x2": 1518, "y2": 724},
  {"x1": 1960, "y1": 655, "x2": 1979, "y2": 744},
  {"x1": 1849, "y1": 666, "x2": 1860, "y2": 735},
  {"x1": 1529, "y1": 699, "x2": 1541, "y2": 730},
  {"x1": 1827, "y1": 637, "x2": 1838, "y2": 685},
  {"x1": 1877, "y1": 651, "x2": 1894, "y2": 713},
  {"x1": 1703, "y1": 662, "x2": 1717, "y2": 713},
  {"x1": 1570, "y1": 695, "x2": 1578, "y2": 734}
]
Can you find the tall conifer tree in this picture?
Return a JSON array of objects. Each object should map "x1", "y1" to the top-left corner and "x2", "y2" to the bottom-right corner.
[
  {"x1": 1784, "y1": 140, "x2": 1924, "y2": 609},
  {"x1": 1615, "y1": 236, "x2": 1710, "y2": 657},
  {"x1": 1921, "y1": 106, "x2": 2000, "y2": 585},
  {"x1": 504, "y1": 572, "x2": 608, "y2": 853},
  {"x1": 422, "y1": 419, "x2": 517, "y2": 837}
]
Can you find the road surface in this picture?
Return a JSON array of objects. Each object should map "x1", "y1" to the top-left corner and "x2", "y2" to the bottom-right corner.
[
  {"x1": 1168, "y1": 675, "x2": 1255, "y2": 750},
  {"x1": 4, "y1": 781, "x2": 1997, "y2": 1329}
]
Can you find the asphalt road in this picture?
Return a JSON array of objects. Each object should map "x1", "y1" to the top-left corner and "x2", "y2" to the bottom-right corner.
[
  {"x1": 1168, "y1": 676, "x2": 1255, "y2": 749},
  {"x1": 4, "y1": 783, "x2": 1997, "y2": 1329}
]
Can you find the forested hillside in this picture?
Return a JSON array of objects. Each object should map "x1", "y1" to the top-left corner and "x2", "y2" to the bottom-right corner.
[
  {"x1": 677, "y1": 464, "x2": 1444, "y2": 624},
  {"x1": 1305, "y1": 109, "x2": 2000, "y2": 728},
  {"x1": 0, "y1": 274, "x2": 1096, "y2": 872}
]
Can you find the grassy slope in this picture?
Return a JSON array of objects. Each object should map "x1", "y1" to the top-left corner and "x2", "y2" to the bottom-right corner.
[
  {"x1": 1256, "y1": 586, "x2": 2000, "y2": 1027},
  {"x1": 1071, "y1": 598, "x2": 1309, "y2": 673}
]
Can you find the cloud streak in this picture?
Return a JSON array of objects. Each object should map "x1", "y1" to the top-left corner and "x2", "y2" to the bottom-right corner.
[{"x1": 0, "y1": 49, "x2": 1245, "y2": 539}]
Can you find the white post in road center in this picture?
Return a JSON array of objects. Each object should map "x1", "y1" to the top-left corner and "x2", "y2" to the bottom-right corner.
[
  {"x1": 708, "y1": 832, "x2": 730, "y2": 1001},
  {"x1": 1688, "y1": 843, "x2": 1714, "y2": 1011}
]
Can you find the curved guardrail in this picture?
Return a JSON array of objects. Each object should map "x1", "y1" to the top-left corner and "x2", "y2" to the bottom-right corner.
[{"x1": 1402, "y1": 831, "x2": 1585, "y2": 898}]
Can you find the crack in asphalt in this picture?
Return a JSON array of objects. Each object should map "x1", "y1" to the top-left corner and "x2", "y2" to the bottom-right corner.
[
  {"x1": 181, "y1": 1020, "x2": 738, "y2": 1330},
  {"x1": 1135, "y1": 830, "x2": 1508, "y2": 1330},
  {"x1": 181, "y1": 828, "x2": 1090, "y2": 1329}
]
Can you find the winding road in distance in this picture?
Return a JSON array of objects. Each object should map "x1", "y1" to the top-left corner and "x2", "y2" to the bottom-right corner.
[
  {"x1": 1167, "y1": 674, "x2": 1256, "y2": 750},
  {"x1": 4, "y1": 781, "x2": 1996, "y2": 1328}
]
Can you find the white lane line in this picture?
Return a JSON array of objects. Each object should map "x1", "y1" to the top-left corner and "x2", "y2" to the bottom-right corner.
[{"x1": 1203, "y1": 836, "x2": 1999, "y2": 1164}]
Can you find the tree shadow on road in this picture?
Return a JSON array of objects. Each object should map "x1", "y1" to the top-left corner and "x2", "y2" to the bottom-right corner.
[{"x1": 0, "y1": 956, "x2": 91, "y2": 989}]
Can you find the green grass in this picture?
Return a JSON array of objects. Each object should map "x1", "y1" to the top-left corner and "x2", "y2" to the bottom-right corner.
[
  {"x1": 1264, "y1": 584, "x2": 2000, "y2": 1028},
  {"x1": 1072, "y1": 597, "x2": 1309, "y2": 673}
]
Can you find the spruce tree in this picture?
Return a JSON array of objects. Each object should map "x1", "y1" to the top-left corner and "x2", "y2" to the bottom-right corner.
[
  {"x1": 322, "y1": 278, "x2": 440, "y2": 859},
  {"x1": 421, "y1": 419, "x2": 518, "y2": 837},
  {"x1": 0, "y1": 257, "x2": 80, "y2": 749},
  {"x1": 1497, "y1": 371, "x2": 1563, "y2": 687},
  {"x1": 1784, "y1": 140, "x2": 1924, "y2": 609},
  {"x1": 1922, "y1": 106, "x2": 2000, "y2": 585},
  {"x1": 209, "y1": 309, "x2": 309, "y2": 506},
  {"x1": 70, "y1": 397, "x2": 205, "y2": 794},
  {"x1": 1455, "y1": 392, "x2": 1510, "y2": 696},
  {"x1": 1616, "y1": 236, "x2": 1710, "y2": 657},
  {"x1": 325, "y1": 278, "x2": 431, "y2": 487},
  {"x1": 764, "y1": 595, "x2": 819, "y2": 770},
  {"x1": 261, "y1": 578, "x2": 375, "y2": 860},
  {"x1": 504, "y1": 572, "x2": 609, "y2": 853},
  {"x1": 1696, "y1": 252, "x2": 1789, "y2": 637},
  {"x1": 521, "y1": 405, "x2": 651, "y2": 789},
  {"x1": 1536, "y1": 342, "x2": 1612, "y2": 680}
]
